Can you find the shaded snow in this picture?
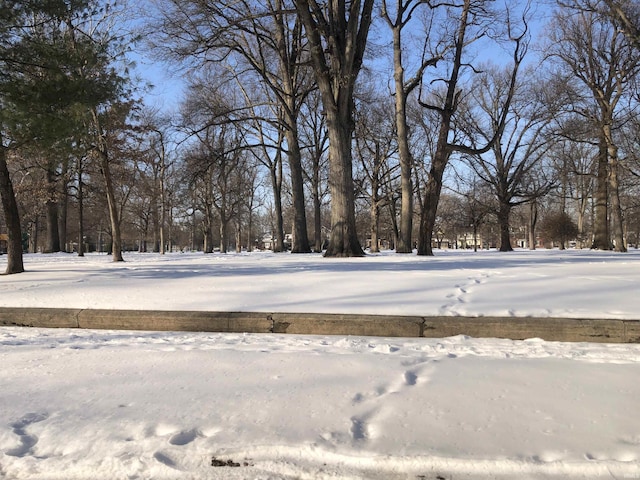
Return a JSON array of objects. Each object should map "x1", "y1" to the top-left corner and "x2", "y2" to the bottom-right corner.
[{"x1": 2, "y1": 249, "x2": 640, "y2": 319}]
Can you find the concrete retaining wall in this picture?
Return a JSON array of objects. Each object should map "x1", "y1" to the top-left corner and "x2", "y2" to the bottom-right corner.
[{"x1": 0, "y1": 307, "x2": 638, "y2": 343}]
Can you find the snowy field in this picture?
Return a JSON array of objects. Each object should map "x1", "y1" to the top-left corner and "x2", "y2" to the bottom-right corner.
[{"x1": 0, "y1": 249, "x2": 639, "y2": 479}]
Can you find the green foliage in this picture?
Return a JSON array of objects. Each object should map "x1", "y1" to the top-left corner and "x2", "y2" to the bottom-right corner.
[{"x1": 0, "y1": 0, "x2": 128, "y2": 149}]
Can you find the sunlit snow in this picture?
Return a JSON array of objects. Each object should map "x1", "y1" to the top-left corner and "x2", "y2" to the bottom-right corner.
[{"x1": 0, "y1": 249, "x2": 639, "y2": 479}]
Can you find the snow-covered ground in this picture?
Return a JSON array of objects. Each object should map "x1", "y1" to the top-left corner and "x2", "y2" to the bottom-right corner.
[{"x1": 0, "y1": 249, "x2": 639, "y2": 479}]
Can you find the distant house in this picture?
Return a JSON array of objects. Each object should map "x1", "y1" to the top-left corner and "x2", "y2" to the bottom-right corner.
[{"x1": 261, "y1": 234, "x2": 292, "y2": 251}]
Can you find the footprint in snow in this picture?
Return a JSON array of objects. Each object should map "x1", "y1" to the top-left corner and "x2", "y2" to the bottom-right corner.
[
  {"x1": 169, "y1": 428, "x2": 202, "y2": 446},
  {"x1": 154, "y1": 451, "x2": 181, "y2": 470},
  {"x1": 5, "y1": 412, "x2": 49, "y2": 458}
]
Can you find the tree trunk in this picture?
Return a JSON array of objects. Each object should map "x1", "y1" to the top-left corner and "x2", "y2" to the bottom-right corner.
[
  {"x1": 529, "y1": 201, "x2": 537, "y2": 250},
  {"x1": 45, "y1": 199, "x2": 60, "y2": 253},
  {"x1": 417, "y1": 119, "x2": 450, "y2": 256},
  {"x1": 159, "y1": 155, "x2": 166, "y2": 254},
  {"x1": 498, "y1": 200, "x2": 513, "y2": 252},
  {"x1": 58, "y1": 162, "x2": 69, "y2": 251},
  {"x1": 203, "y1": 202, "x2": 214, "y2": 254},
  {"x1": 44, "y1": 169, "x2": 60, "y2": 253},
  {"x1": 391, "y1": 19, "x2": 413, "y2": 254},
  {"x1": 313, "y1": 183, "x2": 322, "y2": 253},
  {"x1": 58, "y1": 187, "x2": 68, "y2": 252},
  {"x1": 77, "y1": 161, "x2": 85, "y2": 257},
  {"x1": 29, "y1": 219, "x2": 38, "y2": 254},
  {"x1": 285, "y1": 126, "x2": 311, "y2": 253},
  {"x1": 0, "y1": 143, "x2": 24, "y2": 274},
  {"x1": 370, "y1": 198, "x2": 380, "y2": 253},
  {"x1": 151, "y1": 194, "x2": 160, "y2": 252},
  {"x1": 294, "y1": 0, "x2": 372, "y2": 258},
  {"x1": 92, "y1": 109, "x2": 124, "y2": 262},
  {"x1": 235, "y1": 220, "x2": 241, "y2": 253},
  {"x1": 416, "y1": 0, "x2": 472, "y2": 256},
  {"x1": 591, "y1": 141, "x2": 610, "y2": 250},
  {"x1": 324, "y1": 114, "x2": 365, "y2": 257},
  {"x1": 219, "y1": 218, "x2": 228, "y2": 254},
  {"x1": 606, "y1": 133, "x2": 626, "y2": 252},
  {"x1": 269, "y1": 161, "x2": 285, "y2": 252},
  {"x1": 100, "y1": 153, "x2": 124, "y2": 262},
  {"x1": 473, "y1": 223, "x2": 478, "y2": 252}
]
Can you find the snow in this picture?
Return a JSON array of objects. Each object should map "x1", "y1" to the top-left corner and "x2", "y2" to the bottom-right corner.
[{"x1": 0, "y1": 249, "x2": 639, "y2": 479}]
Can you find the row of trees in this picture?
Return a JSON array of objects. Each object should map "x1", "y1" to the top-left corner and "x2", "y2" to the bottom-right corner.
[{"x1": 1, "y1": 0, "x2": 639, "y2": 274}]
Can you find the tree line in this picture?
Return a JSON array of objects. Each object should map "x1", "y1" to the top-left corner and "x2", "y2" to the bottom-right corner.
[{"x1": 1, "y1": 0, "x2": 639, "y2": 274}]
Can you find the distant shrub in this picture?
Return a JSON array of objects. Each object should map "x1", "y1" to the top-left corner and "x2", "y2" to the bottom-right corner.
[{"x1": 540, "y1": 211, "x2": 579, "y2": 249}]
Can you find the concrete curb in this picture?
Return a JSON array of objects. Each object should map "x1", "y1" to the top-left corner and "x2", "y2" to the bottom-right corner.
[{"x1": 1, "y1": 307, "x2": 639, "y2": 343}]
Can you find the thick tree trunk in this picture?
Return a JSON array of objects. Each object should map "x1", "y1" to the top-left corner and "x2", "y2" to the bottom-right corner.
[
  {"x1": 294, "y1": 0, "x2": 372, "y2": 258},
  {"x1": 591, "y1": 142, "x2": 610, "y2": 250},
  {"x1": 45, "y1": 199, "x2": 60, "y2": 253},
  {"x1": 203, "y1": 203, "x2": 214, "y2": 254},
  {"x1": 417, "y1": 176, "x2": 441, "y2": 256},
  {"x1": 0, "y1": 144, "x2": 24, "y2": 274},
  {"x1": 370, "y1": 200, "x2": 380, "y2": 253},
  {"x1": 417, "y1": 120, "x2": 450, "y2": 256},
  {"x1": 497, "y1": 201, "x2": 513, "y2": 252},
  {"x1": 324, "y1": 114, "x2": 365, "y2": 257},
  {"x1": 529, "y1": 201, "x2": 537, "y2": 250}
]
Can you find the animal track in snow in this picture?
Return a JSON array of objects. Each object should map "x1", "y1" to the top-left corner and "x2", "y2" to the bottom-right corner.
[
  {"x1": 5, "y1": 412, "x2": 49, "y2": 457},
  {"x1": 404, "y1": 370, "x2": 419, "y2": 386},
  {"x1": 169, "y1": 428, "x2": 202, "y2": 446},
  {"x1": 345, "y1": 364, "x2": 434, "y2": 446},
  {"x1": 154, "y1": 451, "x2": 181, "y2": 470},
  {"x1": 349, "y1": 410, "x2": 379, "y2": 442},
  {"x1": 153, "y1": 427, "x2": 207, "y2": 470},
  {"x1": 439, "y1": 273, "x2": 490, "y2": 315}
]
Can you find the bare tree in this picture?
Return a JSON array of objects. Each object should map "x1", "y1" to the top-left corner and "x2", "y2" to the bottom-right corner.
[
  {"x1": 299, "y1": 90, "x2": 330, "y2": 252},
  {"x1": 137, "y1": 108, "x2": 176, "y2": 254},
  {"x1": 91, "y1": 102, "x2": 136, "y2": 262},
  {"x1": 354, "y1": 97, "x2": 398, "y2": 253},
  {"x1": 153, "y1": 0, "x2": 312, "y2": 253},
  {"x1": 381, "y1": 0, "x2": 447, "y2": 253},
  {"x1": 293, "y1": 0, "x2": 374, "y2": 257},
  {"x1": 561, "y1": 0, "x2": 640, "y2": 49},
  {"x1": 463, "y1": 67, "x2": 556, "y2": 251},
  {"x1": 549, "y1": 2, "x2": 640, "y2": 251},
  {"x1": 416, "y1": 0, "x2": 528, "y2": 255},
  {"x1": 180, "y1": 81, "x2": 250, "y2": 253}
]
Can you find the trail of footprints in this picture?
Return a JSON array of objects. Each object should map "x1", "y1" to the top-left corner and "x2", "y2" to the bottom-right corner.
[
  {"x1": 348, "y1": 363, "x2": 431, "y2": 444},
  {"x1": 440, "y1": 273, "x2": 490, "y2": 315},
  {"x1": 4, "y1": 413, "x2": 211, "y2": 472}
]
